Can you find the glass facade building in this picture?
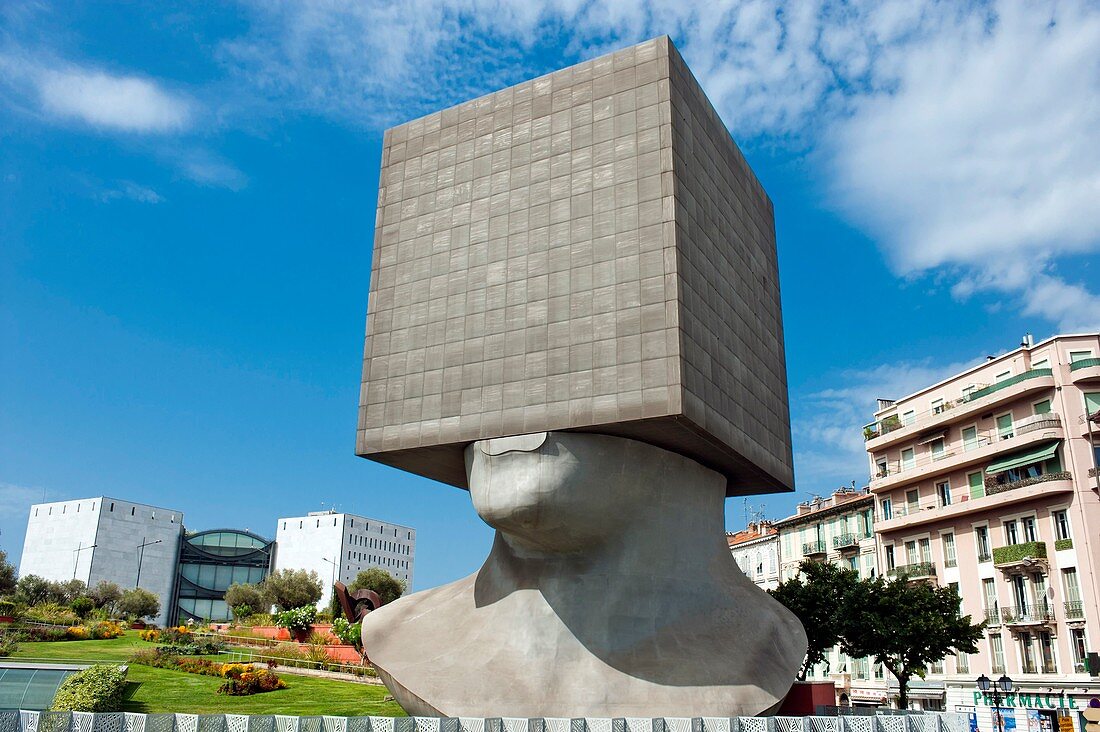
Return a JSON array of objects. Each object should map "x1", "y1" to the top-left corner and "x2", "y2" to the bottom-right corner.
[{"x1": 172, "y1": 529, "x2": 273, "y2": 623}]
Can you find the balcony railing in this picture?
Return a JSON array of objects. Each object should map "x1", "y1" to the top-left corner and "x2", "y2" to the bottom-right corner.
[
  {"x1": 1065, "y1": 600, "x2": 1085, "y2": 619},
  {"x1": 1042, "y1": 662, "x2": 1058, "y2": 674},
  {"x1": 833, "y1": 533, "x2": 866, "y2": 550},
  {"x1": 1071, "y1": 358, "x2": 1100, "y2": 371},
  {"x1": 945, "y1": 557, "x2": 958, "y2": 568},
  {"x1": 1016, "y1": 414, "x2": 1063, "y2": 436},
  {"x1": 1001, "y1": 604, "x2": 1054, "y2": 624},
  {"x1": 802, "y1": 540, "x2": 827, "y2": 556},
  {"x1": 978, "y1": 550, "x2": 993, "y2": 563},
  {"x1": 993, "y1": 541, "x2": 1047, "y2": 567},
  {"x1": 987, "y1": 471, "x2": 1071, "y2": 496},
  {"x1": 887, "y1": 561, "x2": 936, "y2": 579},
  {"x1": 985, "y1": 608, "x2": 1001, "y2": 626},
  {"x1": 864, "y1": 368, "x2": 1054, "y2": 442}
]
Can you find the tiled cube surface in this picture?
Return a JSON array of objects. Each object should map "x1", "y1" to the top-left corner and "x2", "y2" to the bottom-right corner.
[{"x1": 357, "y1": 36, "x2": 793, "y2": 495}]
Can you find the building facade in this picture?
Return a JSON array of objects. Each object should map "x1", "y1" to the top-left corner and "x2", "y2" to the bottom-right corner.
[
  {"x1": 19, "y1": 497, "x2": 184, "y2": 626},
  {"x1": 864, "y1": 333, "x2": 1100, "y2": 728},
  {"x1": 773, "y1": 488, "x2": 886, "y2": 708},
  {"x1": 727, "y1": 521, "x2": 780, "y2": 591},
  {"x1": 172, "y1": 529, "x2": 273, "y2": 624},
  {"x1": 273, "y1": 510, "x2": 416, "y2": 609}
]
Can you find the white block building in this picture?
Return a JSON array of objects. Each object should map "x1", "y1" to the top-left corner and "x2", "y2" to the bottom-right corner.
[
  {"x1": 19, "y1": 497, "x2": 184, "y2": 625},
  {"x1": 273, "y1": 510, "x2": 416, "y2": 609}
]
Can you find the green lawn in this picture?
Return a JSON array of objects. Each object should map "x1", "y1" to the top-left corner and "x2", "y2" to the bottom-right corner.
[{"x1": 9, "y1": 631, "x2": 406, "y2": 717}]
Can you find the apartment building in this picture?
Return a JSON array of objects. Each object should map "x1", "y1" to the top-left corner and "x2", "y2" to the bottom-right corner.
[
  {"x1": 864, "y1": 333, "x2": 1100, "y2": 729},
  {"x1": 273, "y1": 510, "x2": 416, "y2": 609},
  {"x1": 727, "y1": 521, "x2": 780, "y2": 591},
  {"x1": 774, "y1": 488, "x2": 888, "y2": 708}
]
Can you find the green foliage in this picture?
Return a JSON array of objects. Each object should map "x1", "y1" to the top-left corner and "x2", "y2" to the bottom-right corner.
[
  {"x1": 769, "y1": 561, "x2": 860, "y2": 679},
  {"x1": 0, "y1": 633, "x2": 19, "y2": 657},
  {"x1": 304, "y1": 642, "x2": 331, "y2": 670},
  {"x1": 14, "y1": 575, "x2": 63, "y2": 606},
  {"x1": 1055, "y1": 538, "x2": 1073, "y2": 551},
  {"x1": 24, "y1": 602, "x2": 80, "y2": 626},
  {"x1": 118, "y1": 588, "x2": 160, "y2": 621},
  {"x1": 71, "y1": 596, "x2": 95, "y2": 618},
  {"x1": 992, "y1": 541, "x2": 1047, "y2": 565},
  {"x1": 0, "y1": 549, "x2": 16, "y2": 597},
  {"x1": 262, "y1": 569, "x2": 323, "y2": 611},
  {"x1": 89, "y1": 581, "x2": 123, "y2": 615},
  {"x1": 348, "y1": 568, "x2": 406, "y2": 606},
  {"x1": 274, "y1": 605, "x2": 316, "y2": 632},
  {"x1": 55, "y1": 579, "x2": 88, "y2": 604},
  {"x1": 330, "y1": 617, "x2": 361, "y2": 648},
  {"x1": 50, "y1": 664, "x2": 128, "y2": 712},
  {"x1": 224, "y1": 583, "x2": 266, "y2": 618},
  {"x1": 0, "y1": 599, "x2": 20, "y2": 619},
  {"x1": 839, "y1": 576, "x2": 983, "y2": 710}
]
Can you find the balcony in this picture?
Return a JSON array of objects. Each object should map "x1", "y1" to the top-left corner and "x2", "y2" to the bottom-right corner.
[
  {"x1": 864, "y1": 368, "x2": 1055, "y2": 449},
  {"x1": 887, "y1": 562, "x2": 936, "y2": 580},
  {"x1": 1071, "y1": 358, "x2": 1100, "y2": 384},
  {"x1": 1065, "y1": 600, "x2": 1085, "y2": 620},
  {"x1": 993, "y1": 541, "x2": 1048, "y2": 573},
  {"x1": 1001, "y1": 603, "x2": 1054, "y2": 626},
  {"x1": 870, "y1": 420, "x2": 1063, "y2": 491},
  {"x1": 987, "y1": 470, "x2": 1071, "y2": 496},
  {"x1": 875, "y1": 476, "x2": 1073, "y2": 533},
  {"x1": 833, "y1": 533, "x2": 865, "y2": 551},
  {"x1": 985, "y1": 608, "x2": 1002, "y2": 626},
  {"x1": 802, "y1": 540, "x2": 827, "y2": 557}
]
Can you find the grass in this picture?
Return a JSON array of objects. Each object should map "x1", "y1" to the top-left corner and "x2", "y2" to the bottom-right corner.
[{"x1": 8, "y1": 631, "x2": 406, "y2": 717}]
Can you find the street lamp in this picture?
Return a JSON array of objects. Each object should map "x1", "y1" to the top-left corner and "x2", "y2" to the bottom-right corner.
[
  {"x1": 73, "y1": 542, "x2": 97, "y2": 580},
  {"x1": 977, "y1": 674, "x2": 1014, "y2": 732},
  {"x1": 135, "y1": 538, "x2": 163, "y2": 588},
  {"x1": 321, "y1": 557, "x2": 338, "y2": 607}
]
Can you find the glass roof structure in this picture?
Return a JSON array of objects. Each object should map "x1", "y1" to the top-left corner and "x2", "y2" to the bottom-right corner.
[{"x1": 0, "y1": 664, "x2": 79, "y2": 710}]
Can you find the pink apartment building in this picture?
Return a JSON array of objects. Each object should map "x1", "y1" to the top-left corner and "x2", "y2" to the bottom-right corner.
[{"x1": 865, "y1": 333, "x2": 1100, "y2": 729}]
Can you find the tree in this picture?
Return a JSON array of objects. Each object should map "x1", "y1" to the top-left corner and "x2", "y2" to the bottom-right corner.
[
  {"x1": 224, "y1": 583, "x2": 266, "y2": 618},
  {"x1": 56, "y1": 579, "x2": 87, "y2": 604},
  {"x1": 0, "y1": 550, "x2": 16, "y2": 597},
  {"x1": 14, "y1": 575, "x2": 61, "y2": 606},
  {"x1": 262, "y1": 569, "x2": 323, "y2": 611},
  {"x1": 840, "y1": 575, "x2": 984, "y2": 710},
  {"x1": 349, "y1": 568, "x2": 407, "y2": 606},
  {"x1": 769, "y1": 560, "x2": 860, "y2": 679},
  {"x1": 118, "y1": 587, "x2": 160, "y2": 621},
  {"x1": 89, "y1": 581, "x2": 123, "y2": 615}
]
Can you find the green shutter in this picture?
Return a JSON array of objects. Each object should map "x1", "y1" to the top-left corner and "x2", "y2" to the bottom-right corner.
[
  {"x1": 968, "y1": 471, "x2": 985, "y2": 499},
  {"x1": 1085, "y1": 393, "x2": 1100, "y2": 415},
  {"x1": 1033, "y1": 400, "x2": 1051, "y2": 415}
]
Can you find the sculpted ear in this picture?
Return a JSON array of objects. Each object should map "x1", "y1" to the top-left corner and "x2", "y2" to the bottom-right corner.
[{"x1": 479, "y1": 432, "x2": 548, "y2": 456}]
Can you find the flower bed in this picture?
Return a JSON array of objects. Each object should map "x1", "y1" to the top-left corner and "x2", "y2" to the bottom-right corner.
[
  {"x1": 130, "y1": 649, "x2": 288, "y2": 696},
  {"x1": 12, "y1": 621, "x2": 124, "y2": 642}
]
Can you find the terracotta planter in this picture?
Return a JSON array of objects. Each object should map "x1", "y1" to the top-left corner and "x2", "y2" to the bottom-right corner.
[
  {"x1": 291, "y1": 628, "x2": 311, "y2": 643},
  {"x1": 130, "y1": 621, "x2": 147, "y2": 630}
]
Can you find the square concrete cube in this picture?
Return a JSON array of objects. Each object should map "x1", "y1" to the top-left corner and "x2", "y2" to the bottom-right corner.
[{"x1": 357, "y1": 36, "x2": 793, "y2": 496}]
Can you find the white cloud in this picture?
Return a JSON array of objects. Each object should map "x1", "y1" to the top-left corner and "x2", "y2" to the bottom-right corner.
[
  {"x1": 175, "y1": 150, "x2": 248, "y2": 191},
  {"x1": 100, "y1": 181, "x2": 165, "y2": 204},
  {"x1": 37, "y1": 66, "x2": 191, "y2": 133},
  {"x1": 0, "y1": 482, "x2": 42, "y2": 517}
]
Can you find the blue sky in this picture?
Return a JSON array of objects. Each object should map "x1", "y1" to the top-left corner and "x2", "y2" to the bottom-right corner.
[{"x1": 2, "y1": 1, "x2": 1099, "y2": 590}]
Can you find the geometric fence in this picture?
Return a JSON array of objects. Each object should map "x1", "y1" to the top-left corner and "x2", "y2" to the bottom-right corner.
[{"x1": 1, "y1": 712, "x2": 971, "y2": 732}]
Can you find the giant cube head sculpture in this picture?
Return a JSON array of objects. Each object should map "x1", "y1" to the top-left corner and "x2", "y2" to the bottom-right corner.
[{"x1": 358, "y1": 36, "x2": 793, "y2": 496}]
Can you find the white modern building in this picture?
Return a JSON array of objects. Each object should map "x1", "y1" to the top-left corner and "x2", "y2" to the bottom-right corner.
[
  {"x1": 19, "y1": 497, "x2": 184, "y2": 625},
  {"x1": 273, "y1": 510, "x2": 416, "y2": 609}
]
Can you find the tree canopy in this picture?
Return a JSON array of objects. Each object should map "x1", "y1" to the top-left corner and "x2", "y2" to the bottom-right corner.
[
  {"x1": 349, "y1": 568, "x2": 407, "y2": 606},
  {"x1": 118, "y1": 587, "x2": 160, "y2": 621},
  {"x1": 0, "y1": 550, "x2": 16, "y2": 597},
  {"x1": 262, "y1": 569, "x2": 323, "y2": 611},
  {"x1": 769, "y1": 560, "x2": 860, "y2": 679},
  {"x1": 224, "y1": 582, "x2": 266, "y2": 617}
]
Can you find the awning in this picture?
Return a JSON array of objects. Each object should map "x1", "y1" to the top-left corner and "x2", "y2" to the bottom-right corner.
[
  {"x1": 986, "y1": 440, "x2": 1060, "y2": 475},
  {"x1": 917, "y1": 431, "x2": 947, "y2": 445}
]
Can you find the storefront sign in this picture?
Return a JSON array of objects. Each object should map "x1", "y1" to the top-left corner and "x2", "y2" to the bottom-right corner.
[{"x1": 973, "y1": 693, "x2": 1080, "y2": 711}]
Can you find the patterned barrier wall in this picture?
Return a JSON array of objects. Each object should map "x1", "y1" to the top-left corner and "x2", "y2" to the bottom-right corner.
[{"x1": 3, "y1": 712, "x2": 970, "y2": 732}]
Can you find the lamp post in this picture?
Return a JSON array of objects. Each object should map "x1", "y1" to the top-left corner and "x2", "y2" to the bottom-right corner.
[
  {"x1": 321, "y1": 557, "x2": 338, "y2": 608},
  {"x1": 135, "y1": 538, "x2": 163, "y2": 588},
  {"x1": 977, "y1": 674, "x2": 1014, "y2": 732},
  {"x1": 73, "y1": 542, "x2": 97, "y2": 580}
]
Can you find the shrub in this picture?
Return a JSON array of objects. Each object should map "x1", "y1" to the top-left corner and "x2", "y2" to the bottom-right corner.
[
  {"x1": 0, "y1": 599, "x2": 22, "y2": 619},
  {"x1": 88, "y1": 621, "x2": 125, "y2": 639},
  {"x1": 139, "y1": 629, "x2": 160, "y2": 642},
  {"x1": 261, "y1": 569, "x2": 322, "y2": 611},
  {"x1": 118, "y1": 588, "x2": 160, "y2": 621},
  {"x1": 241, "y1": 612, "x2": 274, "y2": 627},
  {"x1": 0, "y1": 634, "x2": 19, "y2": 657},
  {"x1": 217, "y1": 668, "x2": 286, "y2": 696},
  {"x1": 70, "y1": 596, "x2": 95, "y2": 618},
  {"x1": 24, "y1": 602, "x2": 79, "y2": 626},
  {"x1": 66, "y1": 626, "x2": 89, "y2": 640},
  {"x1": 304, "y1": 642, "x2": 331, "y2": 670},
  {"x1": 224, "y1": 583, "x2": 266, "y2": 618},
  {"x1": 274, "y1": 606, "x2": 316, "y2": 632},
  {"x1": 331, "y1": 618, "x2": 361, "y2": 648},
  {"x1": 51, "y1": 665, "x2": 128, "y2": 712},
  {"x1": 307, "y1": 630, "x2": 335, "y2": 646},
  {"x1": 266, "y1": 643, "x2": 310, "y2": 668}
]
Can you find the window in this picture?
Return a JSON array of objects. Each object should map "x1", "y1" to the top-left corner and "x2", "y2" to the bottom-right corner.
[
  {"x1": 996, "y1": 370, "x2": 1012, "y2": 382},
  {"x1": 905, "y1": 540, "x2": 919, "y2": 565},
  {"x1": 976, "y1": 526, "x2": 992, "y2": 561},
  {"x1": 110, "y1": 502, "x2": 114, "y2": 512},
  {"x1": 932, "y1": 398, "x2": 944, "y2": 414},
  {"x1": 1072, "y1": 628, "x2": 1088, "y2": 669},
  {"x1": 1023, "y1": 516, "x2": 1037, "y2": 543},
  {"x1": 1053, "y1": 510, "x2": 1071, "y2": 542},
  {"x1": 983, "y1": 578, "x2": 998, "y2": 612},
  {"x1": 1039, "y1": 631, "x2": 1056, "y2": 673},
  {"x1": 943, "y1": 533, "x2": 957, "y2": 567},
  {"x1": 919, "y1": 538, "x2": 932, "y2": 563},
  {"x1": 131, "y1": 507, "x2": 135, "y2": 516},
  {"x1": 930, "y1": 438, "x2": 945, "y2": 460},
  {"x1": 901, "y1": 448, "x2": 916, "y2": 469},
  {"x1": 957, "y1": 652, "x2": 970, "y2": 673},
  {"x1": 881, "y1": 498, "x2": 892, "y2": 520},
  {"x1": 1086, "y1": 392, "x2": 1100, "y2": 416},
  {"x1": 902, "y1": 410, "x2": 915, "y2": 426},
  {"x1": 968, "y1": 471, "x2": 985, "y2": 499},
  {"x1": 884, "y1": 545, "x2": 895, "y2": 570},
  {"x1": 1020, "y1": 631, "x2": 1037, "y2": 673},
  {"x1": 997, "y1": 413, "x2": 1015, "y2": 440},
  {"x1": 1005, "y1": 519, "x2": 1019, "y2": 545},
  {"x1": 991, "y1": 634, "x2": 1006, "y2": 673},
  {"x1": 1033, "y1": 399, "x2": 1051, "y2": 415},
  {"x1": 906, "y1": 489, "x2": 919, "y2": 512},
  {"x1": 876, "y1": 458, "x2": 888, "y2": 477},
  {"x1": 1070, "y1": 350, "x2": 1093, "y2": 363},
  {"x1": 1033, "y1": 358, "x2": 1049, "y2": 369},
  {"x1": 962, "y1": 426, "x2": 979, "y2": 451},
  {"x1": 937, "y1": 481, "x2": 952, "y2": 506}
]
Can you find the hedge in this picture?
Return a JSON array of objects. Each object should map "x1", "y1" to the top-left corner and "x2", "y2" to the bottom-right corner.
[
  {"x1": 1055, "y1": 538, "x2": 1074, "y2": 551},
  {"x1": 992, "y1": 541, "x2": 1047, "y2": 565},
  {"x1": 51, "y1": 665, "x2": 128, "y2": 712}
]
